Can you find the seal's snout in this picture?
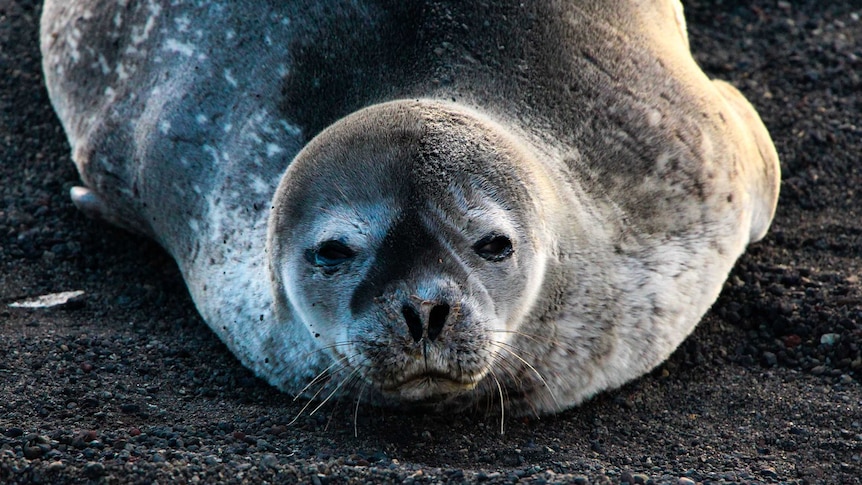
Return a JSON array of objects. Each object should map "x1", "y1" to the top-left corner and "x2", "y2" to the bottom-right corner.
[{"x1": 401, "y1": 301, "x2": 451, "y2": 342}]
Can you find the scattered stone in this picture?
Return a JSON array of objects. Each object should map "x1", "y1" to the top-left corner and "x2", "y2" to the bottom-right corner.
[
  {"x1": 820, "y1": 333, "x2": 840, "y2": 346},
  {"x1": 83, "y1": 462, "x2": 105, "y2": 478},
  {"x1": 759, "y1": 467, "x2": 779, "y2": 478},
  {"x1": 632, "y1": 473, "x2": 649, "y2": 484},
  {"x1": 23, "y1": 446, "x2": 43, "y2": 459},
  {"x1": 260, "y1": 454, "x2": 278, "y2": 470}
]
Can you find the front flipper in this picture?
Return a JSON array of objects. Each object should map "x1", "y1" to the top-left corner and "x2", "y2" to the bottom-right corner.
[{"x1": 70, "y1": 186, "x2": 147, "y2": 235}]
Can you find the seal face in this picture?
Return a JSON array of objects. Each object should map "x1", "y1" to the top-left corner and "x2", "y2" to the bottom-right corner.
[
  {"x1": 269, "y1": 101, "x2": 554, "y2": 406},
  {"x1": 41, "y1": 0, "x2": 780, "y2": 416}
]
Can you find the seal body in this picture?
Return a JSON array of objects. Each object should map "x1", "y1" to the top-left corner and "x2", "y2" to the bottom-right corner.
[{"x1": 41, "y1": 1, "x2": 780, "y2": 415}]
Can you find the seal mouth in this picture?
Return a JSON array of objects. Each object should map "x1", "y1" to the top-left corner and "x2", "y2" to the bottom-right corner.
[{"x1": 382, "y1": 372, "x2": 479, "y2": 402}]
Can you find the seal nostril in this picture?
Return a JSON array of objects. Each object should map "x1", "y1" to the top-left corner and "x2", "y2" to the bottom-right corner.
[
  {"x1": 402, "y1": 304, "x2": 423, "y2": 343},
  {"x1": 427, "y1": 303, "x2": 450, "y2": 341}
]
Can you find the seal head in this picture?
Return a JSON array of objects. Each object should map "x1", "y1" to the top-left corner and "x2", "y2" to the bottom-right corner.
[{"x1": 269, "y1": 100, "x2": 556, "y2": 406}]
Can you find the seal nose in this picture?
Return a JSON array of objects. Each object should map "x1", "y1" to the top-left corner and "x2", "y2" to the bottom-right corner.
[{"x1": 401, "y1": 302, "x2": 450, "y2": 343}]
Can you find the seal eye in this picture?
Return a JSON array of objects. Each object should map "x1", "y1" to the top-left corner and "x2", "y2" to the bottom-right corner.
[
  {"x1": 473, "y1": 234, "x2": 513, "y2": 261},
  {"x1": 310, "y1": 240, "x2": 355, "y2": 267}
]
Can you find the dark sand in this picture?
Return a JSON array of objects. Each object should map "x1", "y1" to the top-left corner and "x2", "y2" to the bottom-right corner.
[{"x1": 2, "y1": 1, "x2": 861, "y2": 483}]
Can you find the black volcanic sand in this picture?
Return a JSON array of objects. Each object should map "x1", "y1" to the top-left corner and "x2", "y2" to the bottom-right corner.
[{"x1": 2, "y1": 1, "x2": 861, "y2": 483}]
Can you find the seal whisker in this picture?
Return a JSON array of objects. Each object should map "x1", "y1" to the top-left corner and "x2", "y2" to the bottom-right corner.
[
  {"x1": 289, "y1": 354, "x2": 360, "y2": 426},
  {"x1": 289, "y1": 380, "x2": 331, "y2": 426},
  {"x1": 298, "y1": 340, "x2": 360, "y2": 360},
  {"x1": 353, "y1": 381, "x2": 367, "y2": 439},
  {"x1": 490, "y1": 372, "x2": 506, "y2": 435},
  {"x1": 309, "y1": 366, "x2": 363, "y2": 417},
  {"x1": 489, "y1": 341, "x2": 561, "y2": 412},
  {"x1": 489, "y1": 329, "x2": 559, "y2": 346},
  {"x1": 324, "y1": 370, "x2": 368, "y2": 433},
  {"x1": 293, "y1": 353, "x2": 355, "y2": 402},
  {"x1": 486, "y1": 348, "x2": 541, "y2": 418}
]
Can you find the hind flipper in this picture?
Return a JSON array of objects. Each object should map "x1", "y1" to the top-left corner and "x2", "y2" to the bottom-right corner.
[{"x1": 712, "y1": 80, "x2": 781, "y2": 243}]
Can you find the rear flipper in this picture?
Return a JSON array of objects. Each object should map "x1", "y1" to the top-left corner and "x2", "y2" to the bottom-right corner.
[{"x1": 712, "y1": 80, "x2": 781, "y2": 243}]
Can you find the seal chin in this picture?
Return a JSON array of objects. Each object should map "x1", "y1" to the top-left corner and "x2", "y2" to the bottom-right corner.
[{"x1": 382, "y1": 374, "x2": 480, "y2": 403}]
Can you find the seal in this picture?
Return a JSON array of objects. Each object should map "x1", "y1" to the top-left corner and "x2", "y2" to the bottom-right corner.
[{"x1": 41, "y1": 0, "x2": 780, "y2": 416}]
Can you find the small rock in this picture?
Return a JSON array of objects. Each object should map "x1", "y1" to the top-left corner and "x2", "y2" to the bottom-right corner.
[
  {"x1": 4, "y1": 428, "x2": 24, "y2": 438},
  {"x1": 120, "y1": 403, "x2": 140, "y2": 414},
  {"x1": 47, "y1": 461, "x2": 64, "y2": 472},
  {"x1": 678, "y1": 478, "x2": 696, "y2": 485},
  {"x1": 762, "y1": 352, "x2": 778, "y2": 366},
  {"x1": 820, "y1": 333, "x2": 840, "y2": 346},
  {"x1": 632, "y1": 473, "x2": 649, "y2": 484},
  {"x1": 83, "y1": 462, "x2": 105, "y2": 478},
  {"x1": 759, "y1": 467, "x2": 778, "y2": 478},
  {"x1": 23, "y1": 446, "x2": 43, "y2": 459},
  {"x1": 783, "y1": 334, "x2": 802, "y2": 348},
  {"x1": 260, "y1": 453, "x2": 278, "y2": 469}
]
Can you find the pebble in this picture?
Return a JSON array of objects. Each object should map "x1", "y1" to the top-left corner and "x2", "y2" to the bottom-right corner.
[
  {"x1": 120, "y1": 403, "x2": 140, "y2": 413},
  {"x1": 260, "y1": 453, "x2": 278, "y2": 469},
  {"x1": 23, "y1": 446, "x2": 43, "y2": 459},
  {"x1": 820, "y1": 333, "x2": 841, "y2": 345},
  {"x1": 678, "y1": 478, "x2": 696, "y2": 485},
  {"x1": 632, "y1": 473, "x2": 649, "y2": 484},
  {"x1": 83, "y1": 462, "x2": 105, "y2": 478}
]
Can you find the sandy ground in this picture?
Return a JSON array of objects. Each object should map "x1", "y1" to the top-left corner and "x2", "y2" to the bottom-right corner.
[{"x1": 2, "y1": 1, "x2": 861, "y2": 483}]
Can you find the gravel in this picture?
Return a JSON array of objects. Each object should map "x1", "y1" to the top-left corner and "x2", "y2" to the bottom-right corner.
[{"x1": 2, "y1": 0, "x2": 861, "y2": 483}]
